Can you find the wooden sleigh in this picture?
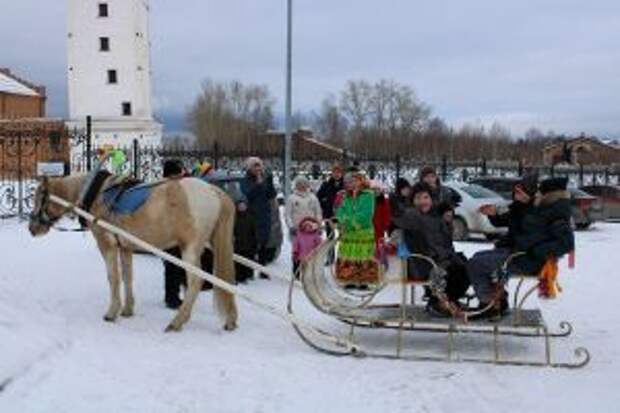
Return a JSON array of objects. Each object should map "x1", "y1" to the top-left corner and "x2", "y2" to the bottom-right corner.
[{"x1": 287, "y1": 236, "x2": 591, "y2": 368}]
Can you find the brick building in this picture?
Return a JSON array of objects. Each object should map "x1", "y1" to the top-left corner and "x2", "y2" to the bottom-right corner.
[
  {"x1": 0, "y1": 119, "x2": 70, "y2": 177},
  {"x1": 0, "y1": 68, "x2": 46, "y2": 119},
  {"x1": 543, "y1": 136, "x2": 620, "y2": 166}
]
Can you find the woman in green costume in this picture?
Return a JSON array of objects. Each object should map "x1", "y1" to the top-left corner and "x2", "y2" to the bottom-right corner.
[{"x1": 335, "y1": 171, "x2": 379, "y2": 284}]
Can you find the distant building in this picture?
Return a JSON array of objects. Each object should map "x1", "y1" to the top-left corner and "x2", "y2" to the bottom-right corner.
[
  {"x1": 543, "y1": 135, "x2": 620, "y2": 165},
  {"x1": 0, "y1": 68, "x2": 46, "y2": 119},
  {"x1": 65, "y1": 0, "x2": 162, "y2": 147},
  {"x1": 0, "y1": 119, "x2": 70, "y2": 177}
]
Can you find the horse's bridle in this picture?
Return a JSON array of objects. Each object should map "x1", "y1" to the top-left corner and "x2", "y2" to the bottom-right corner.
[{"x1": 29, "y1": 187, "x2": 63, "y2": 228}]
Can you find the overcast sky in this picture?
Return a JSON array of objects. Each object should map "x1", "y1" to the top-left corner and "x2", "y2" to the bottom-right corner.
[{"x1": 2, "y1": 0, "x2": 619, "y2": 137}]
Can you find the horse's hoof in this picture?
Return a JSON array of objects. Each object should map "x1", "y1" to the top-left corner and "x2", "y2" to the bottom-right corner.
[
  {"x1": 103, "y1": 315, "x2": 116, "y2": 322},
  {"x1": 223, "y1": 322, "x2": 237, "y2": 332},
  {"x1": 164, "y1": 323, "x2": 182, "y2": 333},
  {"x1": 121, "y1": 308, "x2": 134, "y2": 318}
]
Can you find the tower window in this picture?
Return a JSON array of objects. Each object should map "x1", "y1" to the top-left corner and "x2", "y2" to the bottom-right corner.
[
  {"x1": 122, "y1": 102, "x2": 132, "y2": 116},
  {"x1": 98, "y1": 3, "x2": 109, "y2": 17},
  {"x1": 99, "y1": 37, "x2": 110, "y2": 52},
  {"x1": 107, "y1": 69, "x2": 118, "y2": 84}
]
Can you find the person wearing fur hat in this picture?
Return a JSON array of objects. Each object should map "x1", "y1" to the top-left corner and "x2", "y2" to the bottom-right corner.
[
  {"x1": 285, "y1": 176, "x2": 323, "y2": 235},
  {"x1": 468, "y1": 176, "x2": 574, "y2": 319},
  {"x1": 418, "y1": 165, "x2": 462, "y2": 224},
  {"x1": 317, "y1": 163, "x2": 345, "y2": 220},
  {"x1": 241, "y1": 157, "x2": 277, "y2": 278},
  {"x1": 285, "y1": 176, "x2": 323, "y2": 274},
  {"x1": 234, "y1": 195, "x2": 257, "y2": 283}
]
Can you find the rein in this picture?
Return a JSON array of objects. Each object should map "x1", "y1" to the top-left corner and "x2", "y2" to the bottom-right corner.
[{"x1": 78, "y1": 171, "x2": 112, "y2": 228}]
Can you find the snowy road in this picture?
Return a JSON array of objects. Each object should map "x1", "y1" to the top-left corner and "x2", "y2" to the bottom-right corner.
[{"x1": 1, "y1": 219, "x2": 619, "y2": 412}]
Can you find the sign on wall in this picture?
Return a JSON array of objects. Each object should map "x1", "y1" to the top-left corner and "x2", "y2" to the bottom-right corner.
[{"x1": 37, "y1": 162, "x2": 65, "y2": 177}]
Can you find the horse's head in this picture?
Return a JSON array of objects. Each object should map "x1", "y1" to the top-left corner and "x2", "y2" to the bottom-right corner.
[{"x1": 28, "y1": 177, "x2": 66, "y2": 236}]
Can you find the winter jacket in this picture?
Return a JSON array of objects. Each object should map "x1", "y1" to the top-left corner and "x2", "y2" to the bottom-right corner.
[
  {"x1": 392, "y1": 207, "x2": 459, "y2": 268},
  {"x1": 285, "y1": 190, "x2": 323, "y2": 230},
  {"x1": 317, "y1": 177, "x2": 345, "y2": 219},
  {"x1": 266, "y1": 198, "x2": 283, "y2": 251},
  {"x1": 514, "y1": 189, "x2": 574, "y2": 273},
  {"x1": 489, "y1": 190, "x2": 574, "y2": 274},
  {"x1": 240, "y1": 172, "x2": 277, "y2": 245},
  {"x1": 488, "y1": 201, "x2": 530, "y2": 249},
  {"x1": 431, "y1": 184, "x2": 461, "y2": 213},
  {"x1": 293, "y1": 220, "x2": 322, "y2": 262},
  {"x1": 234, "y1": 209, "x2": 257, "y2": 255}
]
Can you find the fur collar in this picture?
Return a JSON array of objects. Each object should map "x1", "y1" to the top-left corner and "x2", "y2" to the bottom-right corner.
[{"x1": 535, "y1": 189, "x2": 570, "y2": 207}]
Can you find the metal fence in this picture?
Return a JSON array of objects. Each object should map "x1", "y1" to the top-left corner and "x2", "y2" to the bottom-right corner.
[{"x1": 2, "y1": 123, "x2": 620, "y2": 219}]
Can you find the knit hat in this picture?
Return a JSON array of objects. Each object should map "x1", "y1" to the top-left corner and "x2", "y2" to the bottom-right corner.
[
  {"x1": 245, "y1": 156, "x2": 263, "y2": 170},
  {"x1": 293, "y1": 175, "x2": 310, "y2": 190},
  {"x1": 419, "y1": 165, "x2": 436, "y2": 181},
  {"x1": 539, "y1": 177, "x2": 568, "y2": 194},
  {"x1": 411, "y1": 181, "x2": 433, "y2": 198},
  {"x1": 395, "y1": 177, "x2": 411, "y2": 193},
  {"x1": 162, "y1": 159, "x2": 184, "y2": 178}
]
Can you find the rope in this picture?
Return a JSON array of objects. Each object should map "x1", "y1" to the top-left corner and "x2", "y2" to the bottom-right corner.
[{"x1": 48, "y1": 194, "x2": 356, "y2": 352}]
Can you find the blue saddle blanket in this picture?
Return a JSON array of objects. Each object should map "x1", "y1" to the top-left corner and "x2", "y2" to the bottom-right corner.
[{"x1": 102, "y1": 183, "x2": 153, "y2": 215}]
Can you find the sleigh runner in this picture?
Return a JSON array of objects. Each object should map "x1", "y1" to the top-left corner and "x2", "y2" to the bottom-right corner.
[{"x1": 288, "y1": 237, "x2": 590, "y2": 368}]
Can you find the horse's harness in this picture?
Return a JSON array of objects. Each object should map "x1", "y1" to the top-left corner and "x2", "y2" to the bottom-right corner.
[
  {"x1": 32, "y1": 170, "x2": 168, "y2": 232},
  {"x1": 30, "y1": 185, "x2": 63, "y2": 228}
]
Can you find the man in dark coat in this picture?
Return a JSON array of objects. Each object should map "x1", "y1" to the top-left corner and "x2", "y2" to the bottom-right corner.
[
  {"x1": 392, "y1": 182, "x2": 470, "y2": 315},
  {"x1": 468, "y1": 177, "x2": 574, "y2": 318},
  {"x1": 162, "y1": 159, "x2": 187, "y2": 309},
  {"x1": 317, "y1": 163, "x2": 344, "y2": 221},
  {"x1": 389, "y1": 177, "x2": 412, "y2": 221},
  {"x1": 418, "y1": 165, "x2": 462, "y2": 216},
  {"x1": 233, "y1": 195, "x2": 257, "y2": 283},
  {"x1": 161, "y1": 159, "x2": 213, "y2": 309},
  {"x1": 317, "y1": 163, "x2": 344, "y2": 263},
  {"x1": 240, "y1": 157, "x2": 277, "y2": 278}
]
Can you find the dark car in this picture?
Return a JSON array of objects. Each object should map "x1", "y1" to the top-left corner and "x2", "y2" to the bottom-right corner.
[
  {"x1": 580, "y1": 185, "x2": 620, "y2": 220},
  {"x1": 470, "y1": 176, "x2": 603, "y2": 230},
  {"x1": 469, "y1": 177, "x2": 516, "y2": 200},
  {"x1": 204, "y1": 171, "x2": 283, "y2": 263}
]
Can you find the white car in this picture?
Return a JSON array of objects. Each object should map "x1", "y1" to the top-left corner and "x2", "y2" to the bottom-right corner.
[{"x1": 444, "y1": 182, "x2": 510, "y2": 241}]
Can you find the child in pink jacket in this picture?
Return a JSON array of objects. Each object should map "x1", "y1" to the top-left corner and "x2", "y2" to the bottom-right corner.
[{"x1": 293, "y1": 217, "x2": 322, "y2": 278}]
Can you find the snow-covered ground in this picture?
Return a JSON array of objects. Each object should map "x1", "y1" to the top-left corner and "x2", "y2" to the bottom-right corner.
[{"x1": 1, "y1": 218, "x2": 619, "y2": 412}]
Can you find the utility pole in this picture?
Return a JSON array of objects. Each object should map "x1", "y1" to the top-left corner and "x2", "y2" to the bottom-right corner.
[{"x1": 283, "y1": 0, "x2": 293, "y2": 198}]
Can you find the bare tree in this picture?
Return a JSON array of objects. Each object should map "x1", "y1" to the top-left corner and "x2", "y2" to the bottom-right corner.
[
  {"x1": 312, "y1": 96, "x2": 348, "y2": 146},
  {"x1": 187, "y1": 79, "x2": 275, "y2": 149}
]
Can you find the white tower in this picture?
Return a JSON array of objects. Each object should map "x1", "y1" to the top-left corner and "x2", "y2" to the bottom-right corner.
[{"x1": 66, "y1": 0, "x2": 162, "y2": 146}]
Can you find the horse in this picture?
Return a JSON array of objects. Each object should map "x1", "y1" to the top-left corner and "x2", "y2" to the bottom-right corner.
[{"x1": 28, "y1": 173, "x2": 238, "y2": 332}]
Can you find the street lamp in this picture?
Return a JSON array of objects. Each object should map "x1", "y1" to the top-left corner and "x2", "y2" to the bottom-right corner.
[{"x1": 283, "y1": 0, "x2": 293, "y2": 198}]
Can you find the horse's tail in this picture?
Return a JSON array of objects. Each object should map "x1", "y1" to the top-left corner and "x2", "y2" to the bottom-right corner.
[{"x1": 211, "y1": 191, "x2": 238, "y2": 329}]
